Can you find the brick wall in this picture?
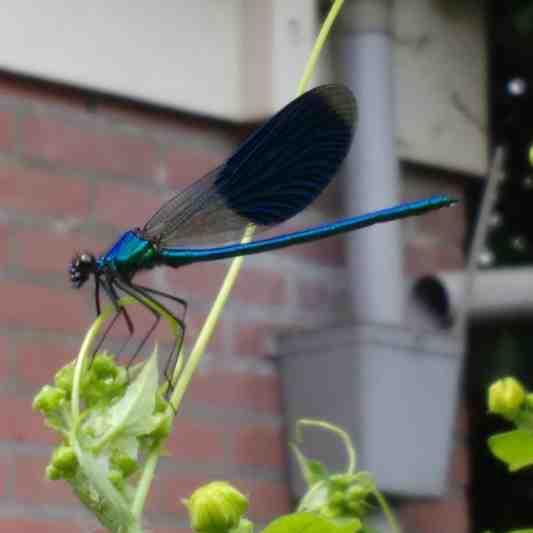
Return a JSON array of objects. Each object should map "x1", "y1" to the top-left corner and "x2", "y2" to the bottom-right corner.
[
  {"x1": 0, "y1": 74, "x2": 467, "y2": 532},
  {"x1": 0, "y1": 74, "x2": 352, "y2": 532}
]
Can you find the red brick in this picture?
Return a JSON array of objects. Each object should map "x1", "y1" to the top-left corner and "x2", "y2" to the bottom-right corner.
[
  {"x1": 280, "y1": 231, "x2": 345, "y2": 266},
  {"x1": 295, "y1": 278, "x2": 331, "y2": 308},
  {"x1": 150, "y1": 528, "x2": 189, "y2": 533},
  {"x1": 93, "y1": 181, "x2": 164, "y2": 229},
  {"x1": 238, "y1": 479, "x2": 291, "y2": 521},
  {"x1": 400, "y1": 496, "x2": 469, "y2": 533},
  {"x1": 448, "y1": 442, "x2": 469, "y2": 488},
  {"x1": 149, "y1": 473, "x2": 212, "y2": 514},
  {"x1": 14, "y1": 454, "x2": 79, "y2": 505},
  {"x1": 166, "y1": 419, "x2": 226, "y2": 463},
  {"x1": 164, "y1": 261, "x2": 228, "y2": 302},
  {"x1": 0, "y1": 224, "x2": 8, "y2": 269},
  {"x1": 0, "y1": 335, "x2": 11, "y2": 380},
  {"x1": 405, "y1": 239, "x2": 463, "y2": 277},
  {"x1": 410, "y1": 200, "x2": 465, "y2": 245},
  {"x1": 233, "y1": 424, "x2": 285, "y2": 468},
  {"x1": 0, "y1": 518, "x2": 85, "y2": 533},
  {"x1": 0, "y1": 393, "x2": 58, "y2": 445},
  {"x1": 0, "y1": 109, "x2": 16, "y2": 151},
  {"x1": 185, "y1": 310, "x2": 226, "y2": 354},
  {"x1": 13, "y1": 228, "x2": 105, "y2": 275},
  {"x1": 14, "y1": 337, "x2": 74, "y2": 386},
  {"x1": 232, "y1": 321, "x2": 275, "y2": 357},
  {"x1": 189, "y1": 372, "x2": 281, "y2": 414},
  {"x1": 163, "y1": 148, "x2": 227, "y2": 189},
  {"x1": 234, "y1": 269, "x2": 288, "y2": 306},
  {"x1": 0, "y1": 164, "x2": 89, "y2": 218},
  {"x1": 0, "y1": 455, "x2": 11, "y2": 497},
  {"x1": 20, "y1": 113, "x2": 161, "y2": 179},
  {"x1": 0, "y1": 280, "x2": 89, "y2": 333}
]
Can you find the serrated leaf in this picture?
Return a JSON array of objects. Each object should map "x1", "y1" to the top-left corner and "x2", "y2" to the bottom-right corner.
[
  {"x1": 262, "y1": 512, "x2": 361, "y2": 533},
  {"x1": 107, "y1": 348, "x2": 159, "y2": 437},
  {"x1": 488, "y1": 429, "x2": 533, "y2": 471}
]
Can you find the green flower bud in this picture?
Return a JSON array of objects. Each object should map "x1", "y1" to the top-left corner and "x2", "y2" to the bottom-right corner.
[
  {"x1": 49, "y1": 445, "x2": 78, "y2": 479},
  {"x1": 346, "y1": 484, "x2": 368, "y2": 502},
  {"x1": 330, "y1": 473, "x2": 352, "y2": 490},
  {"x1": 54, "y1": 363, "x2": 75, "y2": 394},
  {"x1": 46, "y1": 464, "x2": 61, "y2": 480},
  {"x1": 320, "y1": 503, "x2": 341, "y2": 519},
  {"x1": 91, "y1": 354, "x2": 118, "y2": 379},
  {"x1": 329, "y1": 490, "x2": 345, "y2": 506},
  {"x1": 184, "y1": 481, "x2": 248, "y2": 533},
  {"x1": 111, "y1": 450, "x2": 138, "y2": 478},
  {"x1": 149, "y1": 412, "x2": 172, "y2": 440},
  {"x1": 33, "y1": 385, "x2": 66, "y2": 414},
  {"x1": 525, "y1": 393, "x2": 533, "y2": 410},
  {"x1": 488, "y1": 377, "x2": 526, "y2": 420},
  {"x1": 108, "y1": 468, "x2": 124, "y2": 488}
]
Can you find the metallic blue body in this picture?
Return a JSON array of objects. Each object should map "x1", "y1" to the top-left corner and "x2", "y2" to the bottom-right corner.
[
  {"x1": 97, "y1": 195, "x2": 454, "y2": 275},
  {"x1": 97, "y1": 230, "x2": 157, "y2": 279}
]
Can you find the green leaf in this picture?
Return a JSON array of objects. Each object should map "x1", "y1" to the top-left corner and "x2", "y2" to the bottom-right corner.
[
  {"x1": 488, "y1": 429, "x2": 533, "y2": 471},
  {"x1": 107, "y1": 348, "x2": 159, "y2": 435},
  {"x1": 87, "y1": 348, "x2": 161, "y2": 453},
  {"x1": 262, "y1": 512, "x2": 361, "y2": 533},
  {"x1": 307, "y1": 460, "x2": 329, "y2": 483}
]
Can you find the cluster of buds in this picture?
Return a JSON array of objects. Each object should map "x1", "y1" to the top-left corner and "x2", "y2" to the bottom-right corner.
[{"x1": 33, "y1": 349, "x2": 172, "y2": 531}]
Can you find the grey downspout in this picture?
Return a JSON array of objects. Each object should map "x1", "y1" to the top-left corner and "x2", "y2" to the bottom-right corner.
[{"x1": 339, "y1": 0, "x2": 404, "y2": 324}]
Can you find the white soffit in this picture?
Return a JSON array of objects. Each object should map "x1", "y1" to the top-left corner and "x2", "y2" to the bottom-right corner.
[
  {"x1": 0, "y1": 1, "x2": 318, "y2": 121},
  {"x1": 394, "y1": 0, "x2": 488, "y2": 177}
]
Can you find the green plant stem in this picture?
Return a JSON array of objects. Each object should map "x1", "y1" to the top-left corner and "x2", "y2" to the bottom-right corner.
[
  {"x1": 132, "y1": 0, "x2": 347, "y2": 520},
  {"x1": 296, "y1": 418, "x2": 357, "y2": 474},
  {"x1": 131, "y1": 442, "x2": 162, "y2": 519},
  {"x1": 297, "y1": 0, "x2": 345, "y2": 97},
  {"x1": 372, "y1": 489, "x2": 400, "y2": 533}
]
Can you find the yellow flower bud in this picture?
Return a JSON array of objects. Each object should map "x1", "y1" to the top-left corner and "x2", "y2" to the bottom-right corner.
[
  {"x1": 488, "y1": 377, "x2": 526, "y2": 420},
  {"x1": 184, "y1": 481, "x2": 248, "y2": 533}
]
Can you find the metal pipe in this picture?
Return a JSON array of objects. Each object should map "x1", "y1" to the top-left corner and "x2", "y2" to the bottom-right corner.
[
  {"x1": 413, "y1": 268, "x2": 533, "y2": 325},
  {"x1": 339, "y1": 0, "x2": 404, "y2": 324}
]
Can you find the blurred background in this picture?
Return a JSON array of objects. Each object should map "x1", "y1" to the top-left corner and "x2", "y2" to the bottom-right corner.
[{"x1": 0, "y1": 0, "x2": 531, "y2": 532}]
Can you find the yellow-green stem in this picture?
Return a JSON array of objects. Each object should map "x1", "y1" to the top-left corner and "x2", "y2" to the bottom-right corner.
[
  {"x1": 296, "y1": 418, "x2": 357, "y2": 474},
  {"x1": 135, "y1": 0, "x2": 347, "y2": 520}
]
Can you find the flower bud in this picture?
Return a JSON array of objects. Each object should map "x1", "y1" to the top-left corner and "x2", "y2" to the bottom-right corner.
[
  {"x1": 48, "y1": 445, "x2": 78, "y2": 479},
  {"x1": 91, "y1": 353, "x2": 118, "y2": 378},
  {"x1": 54, "y1": 363, "x2": 75, "y2": 394},
  {"x1": 149, "y1": 412, "x2": 172, "y2": 440},
  {"x1": 108, "y1": 468, "x2": 124, "y2": 489},
  {"x1": 488, "y1": 377, "x2": 526, "y2": 420},
  {"x1": 33, "y1": 385, "x2": 66, "y2": 414},
  {"x1": 184, "y1": 481, "x2": 248, "y2": 533},
  {"x1": 110, "y1": 450, "x2": 138, "y2": 478}
]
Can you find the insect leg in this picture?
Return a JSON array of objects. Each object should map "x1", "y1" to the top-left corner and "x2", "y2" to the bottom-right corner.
[
  {"x1": 92, "y1": 278, "x2": 135, "y2": 357},
  {"x1": 112, "y1": 278, "x2": 163, "y2": 369},
  {"x1": 127, "y1": 282, "x2": 187, "y2": 385}
]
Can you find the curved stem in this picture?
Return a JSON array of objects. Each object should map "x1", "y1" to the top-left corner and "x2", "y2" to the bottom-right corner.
[{"x1": 296, "y1": 418, "x2": 357, "y2": 474}]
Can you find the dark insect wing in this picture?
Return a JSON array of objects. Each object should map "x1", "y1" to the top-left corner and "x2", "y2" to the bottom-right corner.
[{"x1": 141, "y1": 85, "x2": 357, "y2": 247}]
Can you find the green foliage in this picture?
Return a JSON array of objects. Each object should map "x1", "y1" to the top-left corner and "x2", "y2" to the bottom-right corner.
[
  {"x1": 487, "y1": 376, "x2": 533, "y2": 473},
  {"x1": 33, "y1": 348, "x2": 171, "y2": 533}
]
